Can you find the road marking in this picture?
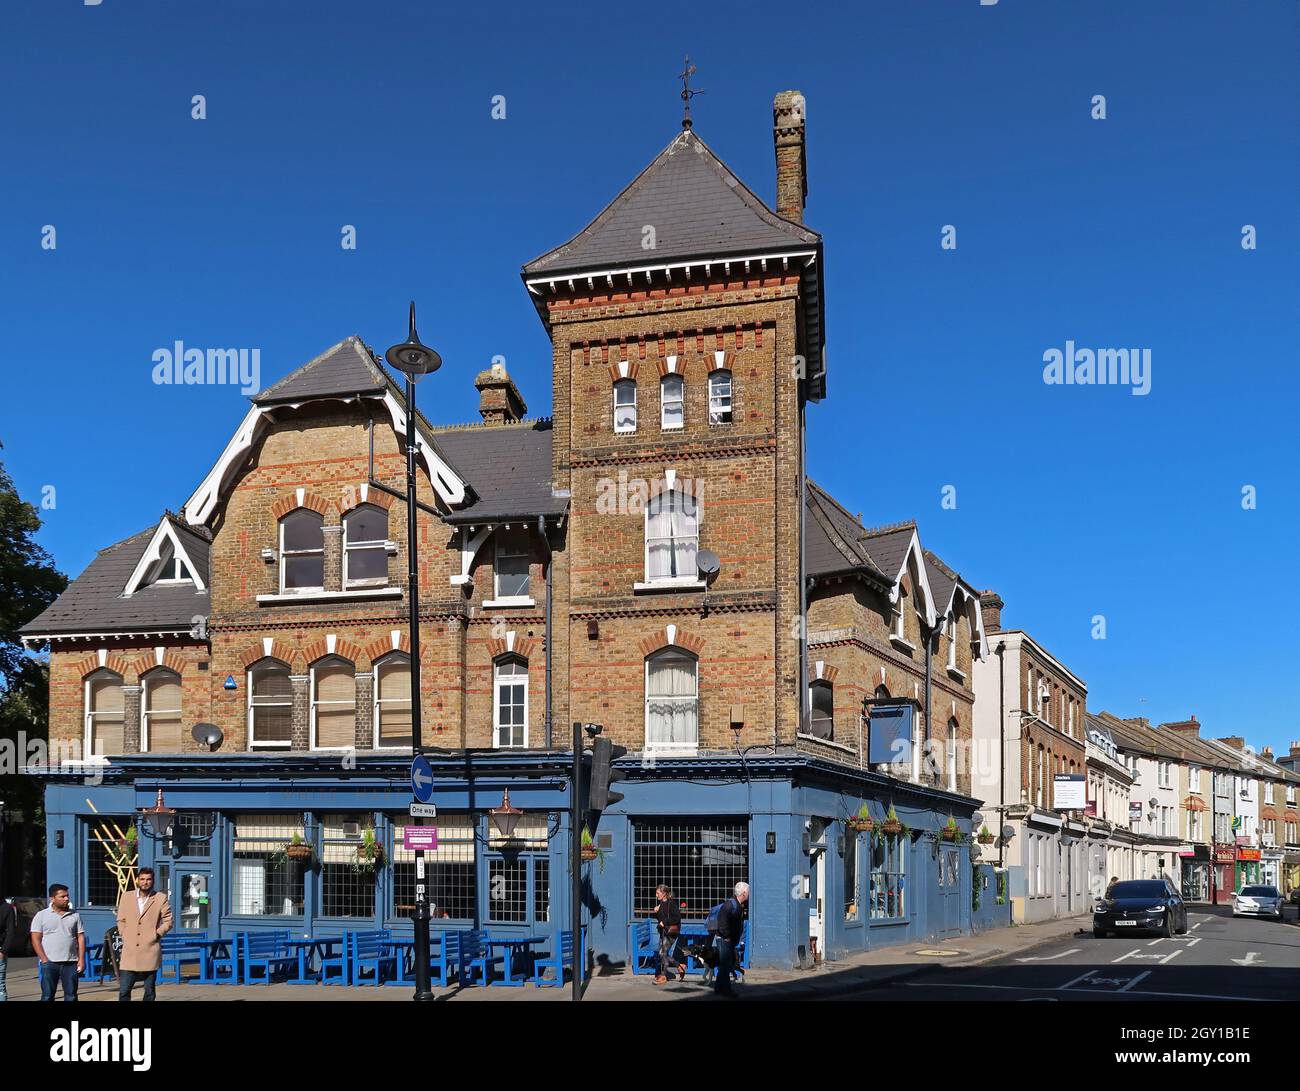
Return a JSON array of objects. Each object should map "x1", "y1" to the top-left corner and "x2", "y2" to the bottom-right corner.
[
  {"x1": 905, "y1": 981, "x2": 1265, "y2": 1002},
  {"x1": 1113, "y1": 949, "x2": 1165, "y2": 963},
  {"x1": 1231, "y1": 951, "x2": 1264, "y2": 967},
  {"x1": 1058, "y1": 968, "x2": 1103, "y2": 989},
  {"x1": 1117, "y1": 971, "x2": 1152, "y2": 992},
  {"x1": 1015, "y1": 948, "x2": 1081, "y2": 963}
]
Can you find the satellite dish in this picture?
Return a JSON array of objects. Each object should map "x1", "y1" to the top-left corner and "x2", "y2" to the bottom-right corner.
[
  {"x1": 971, "y1": 811, "x2": 984, "y2": 828},
  {"x1": 1000, "y1": 824, "x2": 1016, "y2": 841},
  {"x1": 191, "y1": 723, "x2": 223, "y2": 751},
  {"x1": 696, "y1": 549, "x2": 720, "y2": 584}
]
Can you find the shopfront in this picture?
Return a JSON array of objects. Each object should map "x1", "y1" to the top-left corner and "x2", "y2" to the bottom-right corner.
[
  {"x1": 1259, "y1": 849, "x2": 1282, "y2": 889},
  {"x1": 1235, "y1": 846, "x2": 1261, "y2": 890},
  {"x1": 1180, "y1": 846, "x2": 1210, "y2": 902},
  {"x1": 1211, "y1": 842, "x2": 1236, "y2": 903}
]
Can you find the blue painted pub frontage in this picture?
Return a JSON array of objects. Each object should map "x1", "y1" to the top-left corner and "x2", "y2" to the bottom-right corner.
[{"x1": 40, "y1": 750, "x2": 1004, "y2": 971}]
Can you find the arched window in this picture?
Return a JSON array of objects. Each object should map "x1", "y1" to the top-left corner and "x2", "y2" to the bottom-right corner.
[
  {"x1": 85, "y1": 669, "x2": 124, "y2": 756},
  {"x1": 708, "y1": 369, "x2": 732, "y2": 424},
  {"x1": 660, "y1": 374, "x2": 684, "y2": 430},
  {"x1": 808, "y1": 680, "x2": 834, "y2": 740},
  {"x1": 311, "y1": 657, "x2": 356, "y2": 749},
  {"x1": 143, "y1": 669, "x2": 183, "y2": 752},
  {"x1": 343, "y1": 504, "x2": 388, "y2": 588},
  {"x1": 248, "y1": 659, "x2": 292, "y2": 749},
  {"x1": 374, "y1": 654, "x2": 412, "y2": 749},
  {"x1": 645, "y1": 649, "x2": 698, "y2": 751},
  {"x1": 493, "y1": 657, "x2": 528, "y2": 748},
  {"x1": 645, "y1": 488, "x2": 698, "y2": 582},
  {"x1": 947, "y1": 717, "x2": 958, "y2": 791},
  {"x1": 280, "y1": 510, "x2": 324, "y2": 592},
  {"x1": 613, "y1": 378, "x2": 637, "y2": 434}
]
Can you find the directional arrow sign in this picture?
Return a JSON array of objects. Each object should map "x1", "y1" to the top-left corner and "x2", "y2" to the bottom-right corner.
[
  {"x1": 1231, "y1": 951, "x2": 1264, "y2": 967},
  {"x1": 411, "y1": 755, "x2": 435, "y2": 803}
]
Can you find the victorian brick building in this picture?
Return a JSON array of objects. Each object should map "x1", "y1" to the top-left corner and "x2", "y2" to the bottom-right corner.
[{"x1": 25, "y1": 91, "x2": 1003, "y2": 969}]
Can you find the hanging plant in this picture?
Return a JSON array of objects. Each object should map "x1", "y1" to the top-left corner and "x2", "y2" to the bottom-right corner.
[
  {"x1": 352, "y1": 826, "x2": 383, "y2": 874},
  {"x1": 846, "y1": 803, "x2": 874, "y2": 834},
  {"x1": 940, "y1": 817, "x2": 959, "y2": 842},
  {"x1": 579, "y1": 826, "x2": 610, "y2": 873},
  {"x1": 977, "y1": 825, "x2": 995, "y2": 845},
  {"x1": 880, "y1": 806, "x2": 904, "y2": 837},
  {"x1": 275, "y1": 832, "x2": 313, "y2": 866}
]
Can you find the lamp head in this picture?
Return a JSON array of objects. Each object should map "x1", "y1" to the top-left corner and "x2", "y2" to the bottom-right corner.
[{"x1": 385, "y1": 301, "x2": 442, "y2": 379}]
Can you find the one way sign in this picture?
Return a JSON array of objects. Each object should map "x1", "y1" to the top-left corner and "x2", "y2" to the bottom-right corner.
[{"x1": 411, "y1": 755, "x2": 434, "y2": 803}]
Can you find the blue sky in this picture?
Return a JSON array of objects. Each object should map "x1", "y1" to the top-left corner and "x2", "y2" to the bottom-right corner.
[{"x1": 1, "y1": 1, "x2": 1296, "y2": 753}]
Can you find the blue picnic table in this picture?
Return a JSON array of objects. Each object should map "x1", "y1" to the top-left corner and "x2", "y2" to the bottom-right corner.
[
  {"x1": 282, "y1": 936, "x2": 345, "y2": 984},
  {"x1": 486, "y1": 936, "x2": 547, "y2": 987}
]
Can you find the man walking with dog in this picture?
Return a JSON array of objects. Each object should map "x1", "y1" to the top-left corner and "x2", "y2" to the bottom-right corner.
[
  {"x1": 713, "y1": 881, "x2": 749, "y2": 997},
  {"x1": 651, "y1": 884, "x2": 685, "y2": 984},
  {"x1": 115, "y1": 867, "x2": 173, "y2": 1001}
]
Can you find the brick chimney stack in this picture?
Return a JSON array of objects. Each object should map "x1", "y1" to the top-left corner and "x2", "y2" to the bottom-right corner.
[
  {"x1": 980, "y1": 590, "x2": 1004, "y2": 633},
  {"x1": 1218, "y1": 735, "x2": 1245, "y2": 751},
  {"x1": 1291, "y1": 740, "x2": 1300, "y2": 760},
  {"x1": 1261, "y1": 745, "x2": 1274, "y2": 761},
  {"x1": 773, "y1": 90, "x2": 807, "y2": 224},
  {"x1": 1161, "y1": 715, "x2": 1200, "y2": 737},
  {"x1": 475, "y1": 362, "x2": 526, "y2": 425}
]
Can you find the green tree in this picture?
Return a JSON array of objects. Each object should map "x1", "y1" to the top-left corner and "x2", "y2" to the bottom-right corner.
[{"x1": 0, "y1": 445, "x2": 67, "y2": 891}]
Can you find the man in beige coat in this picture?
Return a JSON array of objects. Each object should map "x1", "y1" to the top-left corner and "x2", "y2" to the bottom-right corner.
[{"x1": 115, "y1": 867, "x2": 174, "y2": 1001}]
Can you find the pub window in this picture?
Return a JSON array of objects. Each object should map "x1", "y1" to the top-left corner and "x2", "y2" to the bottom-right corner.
[
  {"x1": 645, "y1": 649, "x2": 698, "y2": 752},
  {"x1": 374, "y1": 654, "x2": 412, "y2": 749},
  {"x1": 390, "y1": 814, "x2": 476, "y2": 921},
  {"x1": 311, "y1": 657, "x2": 356, "y2": 750},
  {"x1": 493, "y1": 657, "x2": 529, "y2": 749},
  {"x1": 613, "y1": 378, "x2": 637, "y2": 433},
  {"x1": 248, "y1": 659, "x2": 292, "y2": 749},
  {"x1": 808, "y1": 679, "x2": 834, "y2": 740},
  {"x1": 844, "y1": 832, "x2": 860, "y2": 920},
  {"x1": 486, "y1": 814, "x2": 551, "y2": 925},
  {"x1": 84, "y1": 815, "x2": 134, "y2": 908},
  {"x1": 869, "y1": 832, "x2": 906, "y2": 919},
  {"x1": 343, "y1": 504, "x2": 389, "y2": 588},
  {"x1": 230, "y1": 813, "x2": 307, "y2": 917},
  {"x1": 660, "y1": 374, "x2": 684, "y2": 430},
  {"x1": 279, "y1": 509, "x2": 325, "y2": 592},
  {"x1": 84, "y1": 669, "x2": 125, "y2": 757},
  {"x1": 708, "y1": 369, "x2": 733, "y2": 424},
  {"x1": 319, "y1": 813, "x2": 378, "y2": 919},
  {"x1": 632, "y1": 820, "x2": 748, "y2": 920},
  {"x1": 645, "y1": 487, "x2": 699, "y2": 582}
]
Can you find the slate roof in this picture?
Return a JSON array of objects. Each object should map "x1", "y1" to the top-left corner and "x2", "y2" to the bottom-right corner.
[
  {"x1": 523, "y1": 129, "x2": 820, "y2": 277},
  {"x1": 252, "y1": 336, "x2": 390, "y2": 405},
  {"x1": 922, "y1": 550, "x2": 957, "y2": 615},
  {"x1": 22, "y1": 519, "x2": 211, "y2": 638},
  {"x1": 432, "y1": 420, "x2": 566, "y2": 526},
  {"x1": 805, "y1": 480, "x2": 889, "y2": 584},
  {"x1": 858, "y1": 524, "x2": 917, "y2": 585}
]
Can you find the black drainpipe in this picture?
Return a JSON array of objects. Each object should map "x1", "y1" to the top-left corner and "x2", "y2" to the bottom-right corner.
[{"x1": 996, "y1": 640, "x2": 1006, "y2": 868}]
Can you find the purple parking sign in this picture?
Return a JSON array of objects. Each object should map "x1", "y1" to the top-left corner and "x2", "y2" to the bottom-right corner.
[{"x1": 404, "y1": 827, "x2": 438, "y2": 852}]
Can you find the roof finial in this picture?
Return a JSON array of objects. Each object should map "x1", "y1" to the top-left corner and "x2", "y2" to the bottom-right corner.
[{"x1": 679, "y1": 56, "x2": 702, "y2": 130}]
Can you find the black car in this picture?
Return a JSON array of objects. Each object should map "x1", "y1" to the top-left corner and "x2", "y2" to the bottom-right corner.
[{"x1": 1093, "y1": 879, "x2": 1188, "y2": 938}]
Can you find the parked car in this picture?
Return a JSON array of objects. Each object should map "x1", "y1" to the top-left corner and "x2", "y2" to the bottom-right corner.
[
  {"x1": 1289, "y1": 888, "x2": 1300, "y2": 907},
  {"x1": 1093, "y1": 879, "x2": 1188, "y2": 937},
  {"x1": 1232, "y1": 885, "x2": 1285, "y2": 921}
]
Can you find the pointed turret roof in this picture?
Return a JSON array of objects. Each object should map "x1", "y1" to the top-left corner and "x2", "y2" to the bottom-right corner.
[
  {"x1": 523, "y1": 128, "x2": 820, "y2": 277},
  {"x1": 252, "y1": 336, "x2": 390, "y2": 405}
]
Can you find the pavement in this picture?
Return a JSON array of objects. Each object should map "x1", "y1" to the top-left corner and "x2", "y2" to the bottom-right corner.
[{"x1": 2, "y1": 912, "x2": 1095, "y2": 1002}]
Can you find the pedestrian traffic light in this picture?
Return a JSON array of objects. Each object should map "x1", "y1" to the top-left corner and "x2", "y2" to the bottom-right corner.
[{"x1": 589, "y1": 735, "x2": 628, "y2": 811}]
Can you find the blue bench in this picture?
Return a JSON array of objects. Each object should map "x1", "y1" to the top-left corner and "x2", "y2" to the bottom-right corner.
[
  {"x1": 629, "y1": 920, "x2": 658, "y2": 975},
  {"x1": 456, "y1": 929, "x2": 504, "y2": 986},
  {"x1": 241, "y1": 931, "x2": 296, "y2": 985},
  {"x1": 159, "y1": 931, "x2": 209, "y2": 983},
  {"x1": 351, "y1": 929, "x2": 397, "y2": 986},
  {"x1": 532, "y1": 928, "x2": 587, "y2": 988},
  {"x1": 390, "y1": 929, "x2": 461, "y2": 987}
]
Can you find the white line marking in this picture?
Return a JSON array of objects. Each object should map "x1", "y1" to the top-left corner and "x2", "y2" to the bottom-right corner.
[
  {"x1": 1058, "y1": 968, "x2": 1100, "y2": 990},
  {"x1": 1015, "y1": 948, "x2": 1081, "y2": 963},
  {"x1": 904, "y1": 981, "x2": 1266, "y2": 1002},
  {"x1": 1112, "y1": 948, "x2": 1143, "y2": 963},
  {"x1": 1118, "y1": 971, "x2": 1152, "y2": 992},
  {"x1": 1159, "y1": 947, "x2": 1184, "y2": 965}
]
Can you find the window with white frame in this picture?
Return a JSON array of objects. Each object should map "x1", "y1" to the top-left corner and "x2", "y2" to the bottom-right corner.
[
  {"x1": 84, "y1": 669, "x2": 125, "y2": 756},
  {"x1": 708, "y1": 370, "x2": 732, "y2": 424},
  {"x1": 807, "y1": 680, "x2": 833, "y2": 740},
  {"x1": 613, "y1": 378, "x2": 637, "y2": 433},
  {"x1": 231, "y1": 814, "x2": 307, "y2": 917},
  {"x1": 142, "y1": 669, "x2": 182, "y2": 752},
  {"x1": 869, "y1": 832, "x2": 906, "y2": 919},
  {"x1": 343, "y1": 504, "x2": 388, "y2": 588},
  {"x1": 248, "y1": 660, "x2": 292, "y2": 748},
  {"x1": 660, "y1": 374, "x2": 684, "y2": 430},
  {"x1": 645, "y1": 487, "x2": 698, "y2": 582},
  {"x1": 892, "y1": 588, "x2": 907, "y2": 642},
  {"x1": 493, "y1": 527, "x2": 531, "y2": 600},
  {"x1": 1190, "y1": 766, "x2": 1201, "y2": 793},
  {"x1": 144, "y1": 539, "x2": 192, "y2": 586},
  {"x1": 1189, "y1": 809, "x2": 1202, "y2": 841},
  {"x1": 280, "y1": 509, "x2": 324, "y2": 592},
  {"x1": 493, "y1": 657, "x2": 528, "y2": 748},
  {"x1": 1265, "y1": 782, "x2": 1274, "y2": 804},
  {"x1": 373, "y1": 655, "x2": 412, "y2": 749},
  {"x1": 946, "y1": 618, "x2": 957, "y2": 670},
  {"x1": 947, "y1": 718, "x2": 958, "y2": 791},
  {"x1": 1289, "y1": 785, "x2": 1296, "y2": 805},
  {"x1": 311, "y1": 657, "x2": 356, "y2": 749},
  {"x1": 645, "y1": 649, "x2": 698, "y2": 751}
]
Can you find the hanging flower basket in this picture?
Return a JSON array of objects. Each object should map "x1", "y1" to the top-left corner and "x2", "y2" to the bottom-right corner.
[
  {"x1": 881, "y1": 819, "x2": 904, "y2": 836},
  {"x1": 847, "y1": 815, "x2": 874, "y2": 834},
  {"x1": 977, "y1": 826, "x2": 995, "y2": 845},
  {"x1": 285, "y1": 842, "x2": 312, "y2": 862},
  {"x1": 580, "y1": 844, "x2": 600, "y2": 861},
  {"x1": 352, "y1": 830, "x2": 383, "y2": 874}
]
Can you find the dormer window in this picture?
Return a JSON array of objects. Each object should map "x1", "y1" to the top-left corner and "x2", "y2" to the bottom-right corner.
[
  {"x1": 614, "y1": 379, "x2": 637, "y2": 433},
  {"x1": 660, "y1": 375, "x2": 684, "y2": 430},
  {"x1": 146, "y1": 541, "x2": 192, "y2": 586},
  {"x1": 708, "y1": 370, "x2": 732, "y2": 424},
  {"x1": 280, "y1": 510, "x2": 324, "y2": 592}
]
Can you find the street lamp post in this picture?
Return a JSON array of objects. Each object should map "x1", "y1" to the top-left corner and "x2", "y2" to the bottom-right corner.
[{"x1": 385, "y1": 302, "x2": 442, "y2": 1003}]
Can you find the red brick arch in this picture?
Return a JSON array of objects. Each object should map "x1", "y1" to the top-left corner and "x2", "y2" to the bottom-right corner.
[
  {"x1": 270, "y1": 491, "x2": 335, "y2": 521},
  {"x1": 301, "y1": 637, "x2": 364, "y2": 667},
  {"x1": 337, "y1": 487, "x2": 395, "y2": 517},
  {"x1": 606, "y1": 361, "x2": 641, "y2": 384},
  {"x1": 637, "y1": 627, "x2": 705, "y2": 658},
  {"x1": 73, "y1": 652, "x2": 135, "y2": 680},
  {"x1": 487, "y1": 635, "x2": 537, "y2": 662},
  {"x1": 131, "y1": 650, "x2": 189, "y2": 678},
  {"x1": 363, "y1": 632, "x2": 411, "y2": 664},
  {"x1": 237, "y1": 639, "x2": 302, "y2": 672},
  {"x1": 811, "y1": 662, "x2": 839, "y2": 684}
]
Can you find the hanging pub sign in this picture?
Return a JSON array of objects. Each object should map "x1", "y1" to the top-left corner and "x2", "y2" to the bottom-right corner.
[
  {"x1": 867, "y1": 701, "x2": 914, "y2": 766},
  {"x1": 1053, "y1": 773, "x2": 1087, "y2": 811}
]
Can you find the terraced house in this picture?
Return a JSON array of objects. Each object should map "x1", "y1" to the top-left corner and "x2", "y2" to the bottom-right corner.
[{"x1": 23, "y1": 90, "x2": 1008, "y2": 970}]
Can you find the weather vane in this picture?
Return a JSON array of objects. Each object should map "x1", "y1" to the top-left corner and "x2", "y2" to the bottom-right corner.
[{"x1": 679, "y1": 56, "x2": 703, "y2": 130}]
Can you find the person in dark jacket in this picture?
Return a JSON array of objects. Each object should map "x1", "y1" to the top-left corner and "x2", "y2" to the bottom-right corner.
[
  {"x1": 651, "y1": 884, "x2": 684, "y2": 984},
  {"x1": 714, "y1": 881, "x2": 749, "y2": 997},
  {"x1": 0, "y1": 897, "x2": 17, "y2": 1002}
]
